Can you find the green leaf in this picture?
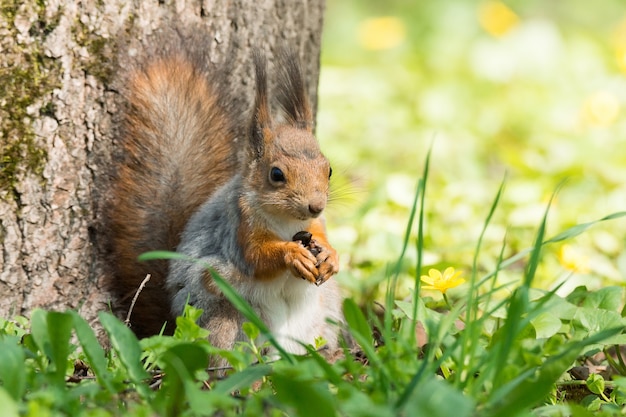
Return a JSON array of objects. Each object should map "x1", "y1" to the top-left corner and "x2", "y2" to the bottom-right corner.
[
  {"x1": 342, "y1": 298, "x2": 394, "y2": 393},
  {"x1": 173, "y1": 304, "x2": 210, "y2": 341},
  {"x1": 30, "y1": 310, "x2": 74, "y2": 384},
  {"x1": 272, "y1": 373, "x2": 337, "y2": 417},
  {"x1": 583, "y1": 396, "x2": 604, "y2": 412},
  {"x1": 538, "y1": 294, "x2": 578, "y2": 321},
  {"x1": 47, "y1": 312, "x2": 74, "y2": 379},
  {"x1": 0, "y1": 338, "x2": 26, "y2": 400},
  {"x1": 581, "y1": 287, "x2": 623, "y2": 312},
  {"x1": 0, "y1": 387, "x2": 19, "y2": 417},
  {"x1": 343, "y1": 298, "x2": 372, "y2": 345},
  {"x1": 71, "y1": 311, "x2": 115, "y2": 393},
  {"x1": 157, "y1": 343, "x2": 211, "y2": 417},
  {"x1": 212, "y1": 364, "x2": 273, "y2": 395},
  {"x1": 586, "y1": 374, "x2": 605, "y2": 395},
  {"x1": 530, "y1": 312, "x2": 563, "y2": 339},
  {"x1": 162, "y1": 343, "x2": 209, "y2": 375},
  {"x1": 566, "y1": 286, "x2": 590, "y2": 306},
  {"x1": 30, "y1": 309, "x2": 50, "y2": 354},
  {"x1": 574, "y1": 308, "x2": 625, "y2": 334},
  {"x1": 242, "y1": 321, "x2": 261, "y2": 341},
  {"x1": 340, "y1": 390, "x2": 396, "y2": 417},
  {"x1": 487, "y1": 328, "x2": 622, "y2": 415},
  {"x1": 98, "y1": 312, "x2": 150, "y2": 398},
  {"x1": 567, "y1": 286, "x2": 624, "y2": 313},
  {"x1": 400, "y1": 377, "x2": 474, "y2": 417},
  {"x1": 395, "y1": 297, "x2": 428, "y2": 321}
]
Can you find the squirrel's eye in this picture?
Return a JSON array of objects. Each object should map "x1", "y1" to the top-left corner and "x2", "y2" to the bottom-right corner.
[
  {"x1": 269, "y1": 167, "x2": 286, "y2": 183},
  {"x1": 329, "y1": 167, "x2": 333, "y2": 179}
]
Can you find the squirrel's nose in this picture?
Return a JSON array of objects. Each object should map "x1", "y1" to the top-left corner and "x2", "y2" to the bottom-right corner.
[{"x1": 308, "y1": 202, "x2": 324, "y2": 216}]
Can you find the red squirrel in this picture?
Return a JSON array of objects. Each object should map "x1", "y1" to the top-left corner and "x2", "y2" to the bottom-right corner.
[{"x1": 107, "y1": 40, "x2": 343, "y2": 359}]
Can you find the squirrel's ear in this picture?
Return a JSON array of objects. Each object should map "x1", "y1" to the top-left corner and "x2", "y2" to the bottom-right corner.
[
  {"x1": 250, "y1": 50, "x2": 273, "y2": 158},
  {"x1": 276, "y1": 50, "x2": 313, "y2": 132}
]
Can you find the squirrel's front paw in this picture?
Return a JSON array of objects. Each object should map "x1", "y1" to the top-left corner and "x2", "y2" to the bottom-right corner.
[
  {"x1": 291, "y1": 231, "x2": 339, "y2": 286},
  {"x1": 313, "y1": 244, "x2": 339, "y2": 285},
  {"x1": 284, "y1": 242, "x2": 319, "y2": 284}
]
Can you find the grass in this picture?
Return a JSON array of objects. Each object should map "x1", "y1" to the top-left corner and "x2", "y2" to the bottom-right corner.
[
  {"x1": 1, "y1": 154, "x2": 626, "y2": 416},
  {"x1": 2, "y1": 1, "x2": 626, "y2": 415}
]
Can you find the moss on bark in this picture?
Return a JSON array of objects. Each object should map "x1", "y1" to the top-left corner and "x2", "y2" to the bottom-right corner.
[{"x1": 0, "y1": 0, "x2": 62, "y2": 194}]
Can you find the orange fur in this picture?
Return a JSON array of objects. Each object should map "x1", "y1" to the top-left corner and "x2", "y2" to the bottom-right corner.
[{"x1": 107, "y1": 53, "x2": 240, "y2": 337}]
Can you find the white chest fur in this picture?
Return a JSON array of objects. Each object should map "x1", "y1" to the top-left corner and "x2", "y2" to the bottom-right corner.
[{"x1": 242, "y1": 271, "x2": 324, "y2": 353}]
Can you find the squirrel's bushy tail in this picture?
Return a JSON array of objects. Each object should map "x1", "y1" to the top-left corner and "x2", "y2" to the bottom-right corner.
[{"x1": 107, "y1": 49, "x2": 241, "y2": 336}]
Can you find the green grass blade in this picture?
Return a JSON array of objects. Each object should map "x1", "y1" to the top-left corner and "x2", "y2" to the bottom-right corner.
[
  {"x1": 343, "y1": 298, "x2": 391, "y2": 383},
  {"x1": 70, "y1": 311, "x2": 116, "y2": 393},
  {"x1": 459, "y1": 177, "x2": 506, "y2": 388},
  {"x1": 98, "y1": 312, "x2": 151, "y2": 399},
  {"x1": 467, "y1": 177, "x2": 506, "y2": 320},
  {"x1": 343, "y1": 298, "x2": 372, "y2": 347},
  {"x1": 481, "y1": 192, "x2": 553, "y2": 388},
  {"x1": 0, "y1": 338, "x2": 26, "y2": 400},
  {"x1": 300, "y1": 344, "x2": 344, "y2": 386},
  {"x1": 489, "y1": 282, "x2": 530, "y2": 387},
  {"x1": 30, "y1": 310, "x2": 73, "y2": 386},
  {"x1": 212, "y1": 363, "x2": 273, "y2": 395},
  {"x1": 411, "y1": 148, "x2": 431, "y2": 334},
  {"x1": 523, "y1": 193, "x2": 553, "y2": 288},
  {"x1": 385, "y1": 178, "x2": 422, "y2": 336},
  {"x1": 47, "y1": 312, "x2": 74, "y2": 383},
  {"x1": 544, "y1": 211, "x2": 626, "y2": 244},
  {"x1": 272, "y1": 373, "x2": 337, "y2": 417}
]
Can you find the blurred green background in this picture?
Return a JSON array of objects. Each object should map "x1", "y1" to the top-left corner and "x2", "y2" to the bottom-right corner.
[{"x1": 317, "y1": 0, "x2": 626, "y2": 300}]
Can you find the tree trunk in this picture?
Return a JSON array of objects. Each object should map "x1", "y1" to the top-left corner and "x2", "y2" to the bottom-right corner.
[{"x1": 0, "y1": 0, "x2": 325, "y2": 327}]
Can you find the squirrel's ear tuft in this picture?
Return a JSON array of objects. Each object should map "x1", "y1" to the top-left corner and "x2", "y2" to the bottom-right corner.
[
  {"x1": 276, "y1": 50, "x2": 313, "y2": 132},
  {"x1": 250, "y1": 50, "x2": 273, "y2": 157}
]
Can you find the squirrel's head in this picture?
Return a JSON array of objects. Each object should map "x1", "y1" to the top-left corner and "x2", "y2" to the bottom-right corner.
[{"x1": 244, "y1": 50, "x2": 332, "y2": 223}]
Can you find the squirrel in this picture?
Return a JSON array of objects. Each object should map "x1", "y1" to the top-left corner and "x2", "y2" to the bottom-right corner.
[{"x1": 107, "y1": 38, "x2": 344, "y2": 359}]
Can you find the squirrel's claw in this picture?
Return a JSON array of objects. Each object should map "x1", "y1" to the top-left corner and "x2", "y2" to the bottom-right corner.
[
  {"x1": 314, "y1": 245, "x2": 339, "y2": 285},
  {"x1": 284, "y1": 242, "x2": 319, "y2": 283}
]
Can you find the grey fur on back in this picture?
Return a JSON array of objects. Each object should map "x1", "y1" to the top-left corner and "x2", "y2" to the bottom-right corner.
[{"x1": 167, "y1": 175, "x2": 249, "y2": 311}]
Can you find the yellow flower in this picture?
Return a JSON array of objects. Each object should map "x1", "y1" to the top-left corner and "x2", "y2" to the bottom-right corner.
[
  {"x1": 558, "y1": 245, "x2": 590, "y2": 274},
  {"x1": 421, "y1": 267, "x2": 465, "y2": 294},
  {"x1": 583, "y1": 90, "x2": 620, "y2": 126},
  {"x1": 358, "y1": 17, "x2": 406, "y2": 51},
  {"x1": 478, "y1": 1, "x2": 519, "y2": 37},
  {"x1": 613, "y1": 17, "x2": 626, "y2": 73}
]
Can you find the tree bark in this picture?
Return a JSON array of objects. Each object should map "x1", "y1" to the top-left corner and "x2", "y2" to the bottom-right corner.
[{"x1": 0, "y1": 0, "x2": 325, "y2": 327}]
